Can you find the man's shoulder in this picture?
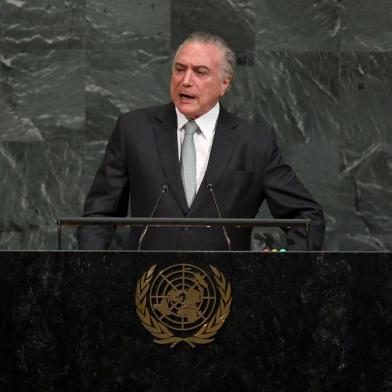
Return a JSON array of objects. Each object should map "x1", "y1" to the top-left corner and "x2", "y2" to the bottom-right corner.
[
  {"x1": 221, "y1": 106, "x2": 273, "y2": 139},
  {"x1": 119, "y1": 103, "x2": 173, "y2": 122}
]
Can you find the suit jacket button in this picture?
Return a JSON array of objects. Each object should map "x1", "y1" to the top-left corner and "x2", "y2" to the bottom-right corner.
[{"x1": 183, "y1": 226, "x2": 189, "y2": 231}]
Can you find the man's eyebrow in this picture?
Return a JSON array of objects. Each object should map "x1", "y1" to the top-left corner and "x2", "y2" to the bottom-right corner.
[
  {"x1": 193, "y1": 65, "x2": 209, "y2": 71},
  {"x1": 174, "y1": 62, "x2": 210, "y2": 70}
]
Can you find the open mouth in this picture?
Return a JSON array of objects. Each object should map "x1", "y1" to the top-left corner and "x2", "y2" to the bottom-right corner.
[{"x1": 179, "y1": 93, "x2": 196, "y2": 101}]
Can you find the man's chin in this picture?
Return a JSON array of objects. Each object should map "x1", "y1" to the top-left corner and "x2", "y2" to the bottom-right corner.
[{"x1": 176, "y1": 103, "x2": 200, "y2": 119}]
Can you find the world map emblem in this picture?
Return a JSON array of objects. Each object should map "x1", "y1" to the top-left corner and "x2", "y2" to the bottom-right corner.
[{"x1": 135, "y1": 264, "x2": 232, "y2": 347}]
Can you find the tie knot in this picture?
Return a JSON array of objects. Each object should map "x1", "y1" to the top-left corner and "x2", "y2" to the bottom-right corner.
[{"x1": 184, "y1": 120, "x2": 198, "y2": 136}]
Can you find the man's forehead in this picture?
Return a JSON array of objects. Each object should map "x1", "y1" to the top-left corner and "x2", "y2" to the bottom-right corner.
[{"x1": 175, "y1": 42, "x2": 222, "y2": 62}]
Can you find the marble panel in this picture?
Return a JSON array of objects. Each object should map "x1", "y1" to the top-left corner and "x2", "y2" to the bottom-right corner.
[
  {"x1": 339, "y1": 144, "x2": 392, "y2": 250},
  {"x1": 341, "y1": 0, "x2": 392, "y2": 51},
  {"x1": 0, "y1": 231, "x2": 22, "y2": 250},
  {"x1": 0, "y1": 0, "x2": 391, "y2": 252},
  {"x1": 86, "y1": 49, "x2": 171, "y2": 140},
  {"x1": 337, "y1": 52, "x2": 392, "y2": 250},
  {"x1": 0, "y1": 141, "x2": 86, "y2": 250},
  {"x1": 0, "y1": 229, "x2": 76, "y2": 251},
  {"x1": 86, "y1": 0, "x2": 170, "y2": 54},
  {"x1": 0, "y1": 50, "x2": 85, "y2": 141},
  {"x1": 0, "y1": 62, "x2": 43, "y2": 141},
  {"x1": 339, "y1": 52, "x2": 392, "y2": 150},
  {"x1": 255, "y1": 0, "x2": 341, "y2": 51},
  {"x1": 253, "y1": 51, "x2": 340, "y2": 144},
  {"x1": 171, "y1": 0, "x2": 255, "y2": 64},
  {"x1": 0, "y1": 0, "x2": 86, "y2": 50},
  {"x1": 0, "y1": 102, "x2": 43, "y2": 141}
]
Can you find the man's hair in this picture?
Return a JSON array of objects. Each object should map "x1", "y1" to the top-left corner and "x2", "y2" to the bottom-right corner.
[{"x1": 175, "y1": 32, "x2": 236, "y2": 79}]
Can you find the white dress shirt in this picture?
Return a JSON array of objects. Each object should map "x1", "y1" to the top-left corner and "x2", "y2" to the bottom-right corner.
[{"x1": 175, "y1": 102, "x2": 220, "y2": 191}]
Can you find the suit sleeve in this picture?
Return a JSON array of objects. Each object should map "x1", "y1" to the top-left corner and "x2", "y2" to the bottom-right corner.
[
  {"x1": 263, "y1": 131, "x2": 325, "y2": 250},
  {"x1": 77, "y1": 115, "x2": 129, "y2": 250}
]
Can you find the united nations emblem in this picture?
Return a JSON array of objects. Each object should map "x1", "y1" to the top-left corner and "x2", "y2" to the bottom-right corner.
[{"x1": 135, "y1": 264, "x2": 232, "y2": 347}]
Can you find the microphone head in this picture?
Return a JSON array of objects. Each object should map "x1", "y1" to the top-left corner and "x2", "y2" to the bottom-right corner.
[
  {"x1": 162, "y1": 185, "x2": 168, "y2": 192},
  {"x1": 207, "y1": 183, "x2": 213, "y2": 191}
]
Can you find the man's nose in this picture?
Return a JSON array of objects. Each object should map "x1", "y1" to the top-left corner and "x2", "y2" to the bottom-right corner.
[{"x1": 182, "y1": 69, "x2": 193, "y2": 86}]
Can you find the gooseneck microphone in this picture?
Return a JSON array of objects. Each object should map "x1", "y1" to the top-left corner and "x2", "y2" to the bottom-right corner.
[
  {"x1": 207, "y1": 183, "x2": 232, "y2": 251},
  {"x1": 137, "y1": 185, "x2": 168, "y2": 251}
]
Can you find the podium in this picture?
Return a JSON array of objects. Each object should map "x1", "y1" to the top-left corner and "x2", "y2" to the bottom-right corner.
[
  {"x1": 57, "y1": 217, "x2": 311, "y2": 250},
  {"x1": 1, "y1": 251, "x2": 391, "y2": 391}
]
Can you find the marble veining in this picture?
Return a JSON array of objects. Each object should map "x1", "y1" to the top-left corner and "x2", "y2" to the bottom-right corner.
[{"x1": 0, "y1": 1, "x2": 391, "y2": 250}]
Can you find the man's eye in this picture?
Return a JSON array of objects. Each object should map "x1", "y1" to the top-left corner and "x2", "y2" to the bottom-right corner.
[{"x1": 196, "y1": 70, "x2": 207, "y2": 75}]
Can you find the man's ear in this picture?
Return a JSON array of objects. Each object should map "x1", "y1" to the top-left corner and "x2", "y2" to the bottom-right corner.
[{"x1": 221, "y1": 75, "x2": 232, "y2": 96}]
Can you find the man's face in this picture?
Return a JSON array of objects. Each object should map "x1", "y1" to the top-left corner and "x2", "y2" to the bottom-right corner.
[{"x1": 170, "y1": 42, "x2": 231, "y2": 119}]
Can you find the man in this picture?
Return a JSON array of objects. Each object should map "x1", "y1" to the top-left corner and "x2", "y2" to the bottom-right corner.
[{"x1": 78, "y1": 32, "x2": 325, "y2": 251}]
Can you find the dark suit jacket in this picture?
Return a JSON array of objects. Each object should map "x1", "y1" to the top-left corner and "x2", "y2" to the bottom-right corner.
[{"x1": 78, "y1": 103, "x2": 325, "y2": 251}]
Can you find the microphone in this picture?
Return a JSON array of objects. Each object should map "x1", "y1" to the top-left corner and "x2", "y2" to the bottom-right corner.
[
  {"x1": 207, "y1": 183, "x2": 231, "y2": 251},
  {"x1": 138, "y1": 184, "x2": 168, "y2": 251}
]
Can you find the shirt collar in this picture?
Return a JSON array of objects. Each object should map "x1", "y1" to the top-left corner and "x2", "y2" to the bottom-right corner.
[{"x1": 175, "y1": 102, "x2": 220, "y2": 140}]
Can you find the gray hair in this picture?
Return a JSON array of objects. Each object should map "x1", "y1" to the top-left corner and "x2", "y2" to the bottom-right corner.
[{"x1": 175, "y1": 32, "x2": 236, "y2": 79}]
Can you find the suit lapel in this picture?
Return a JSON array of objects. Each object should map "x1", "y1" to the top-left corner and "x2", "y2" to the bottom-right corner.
[
  {"x1": 153, "y1": 103, "x2": 188, "y2": 214},
  {"x1": 189, "y1": 106, "x2": 239, "y2": 215}
]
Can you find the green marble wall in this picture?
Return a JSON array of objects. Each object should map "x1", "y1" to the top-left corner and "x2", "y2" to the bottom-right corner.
[{"x1": 0, "y1": 0, "x2": 391, "y2": 250}]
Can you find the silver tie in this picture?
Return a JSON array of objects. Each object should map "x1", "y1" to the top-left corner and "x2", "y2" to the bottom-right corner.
[{"x1": 181, "y1": 121, "x2": 198, "y2": 207}]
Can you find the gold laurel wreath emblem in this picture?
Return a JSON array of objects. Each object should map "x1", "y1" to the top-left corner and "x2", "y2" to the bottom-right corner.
[{"x1": 135, "y1": 265, "x2": 232, "y2": 348}]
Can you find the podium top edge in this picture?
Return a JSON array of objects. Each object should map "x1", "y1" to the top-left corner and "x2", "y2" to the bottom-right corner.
[{"x1": 56, "y1": 217, "x2": 309, "y2": 228}]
